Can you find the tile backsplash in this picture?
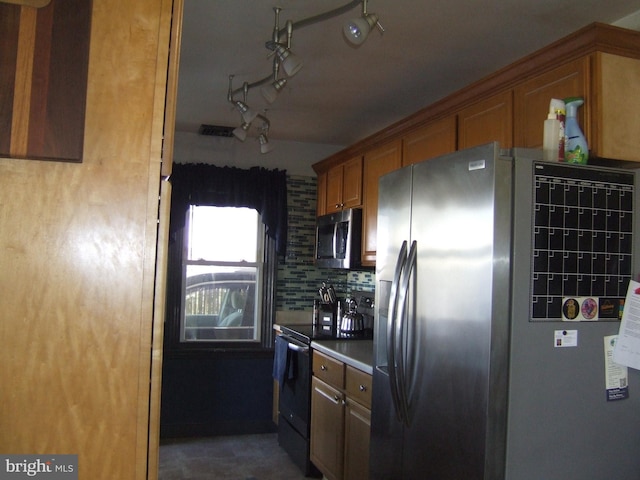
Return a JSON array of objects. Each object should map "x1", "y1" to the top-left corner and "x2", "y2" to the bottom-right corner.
[{"x1": 277, "y1": 175, "x2": 375, "y2": 312}]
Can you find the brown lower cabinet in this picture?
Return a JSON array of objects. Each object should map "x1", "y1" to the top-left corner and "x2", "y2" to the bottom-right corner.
[{"x1": 310, "y1": 350, "x2": 372, "y2": 480}]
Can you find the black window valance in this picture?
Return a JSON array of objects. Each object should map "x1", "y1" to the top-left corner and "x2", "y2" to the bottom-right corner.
[{"x1": 169, "y1": 163, "x2": 288, "y2": 255}]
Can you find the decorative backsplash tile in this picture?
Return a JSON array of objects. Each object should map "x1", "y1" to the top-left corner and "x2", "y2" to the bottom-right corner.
[{"x1": 277, "y1": 175, "x2": 375, "y2": 311}]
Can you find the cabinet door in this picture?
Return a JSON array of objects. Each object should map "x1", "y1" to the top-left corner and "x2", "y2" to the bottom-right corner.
[
  {"x1": 341, "y1": 156, "x2": 363, "y2": 210},
  {"x1": 402, "y1": 115, "x2": 457, "y2": 166},
  {"x1": 595, "y1": 52, "x2": 640, "y2": 162},
  {"x1": 311, "y1": 376, "x2": 345, "y2": 480},
  {"x1": 326, "y1": 165, "x2": 345, "y2": 214},
  {"x1": 458, "y1": 90, "x2": 513, "y2": 149},
  {"x1": 514, "y1": 57, "x2": 589, "y2": 149},
  {"x1": 316, "y1": 171, "x2": 328, "y2": 217},
  {"x1": 362, "y1": 140, "x2": 402, "y2": 266},
  {"x1": 324, "y1": 157, "x2": 363, "y2": 214},
  {"x1": 344, "y1": 399, "x2": 371, "y2": 480}
]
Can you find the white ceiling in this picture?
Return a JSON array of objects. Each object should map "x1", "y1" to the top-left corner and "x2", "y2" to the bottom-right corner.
[{"x1": 174, "y1": 1, "x2": 640, "y2": 160}]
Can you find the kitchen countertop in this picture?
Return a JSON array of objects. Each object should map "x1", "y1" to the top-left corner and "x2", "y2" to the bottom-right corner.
[{"x1": 310, "y1": 339, "x2": 374, "y2": 375}]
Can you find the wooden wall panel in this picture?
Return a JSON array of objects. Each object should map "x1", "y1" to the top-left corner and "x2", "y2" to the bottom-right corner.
[
  {"x1": 0, "y1": 0, "x2": 172, "y2": 478},
  {"x1": 0, "y1": 0, "x2": 91, "y2": 162}
]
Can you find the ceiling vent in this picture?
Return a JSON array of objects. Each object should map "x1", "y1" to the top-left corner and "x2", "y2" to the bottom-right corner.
[{"x1": 198, "y1": 124, "x2": 235, "y2": 137}]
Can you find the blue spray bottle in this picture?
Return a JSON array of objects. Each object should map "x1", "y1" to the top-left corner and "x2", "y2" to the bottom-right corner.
[{"x1": 564, "y1": 97, "x2": 588, "y2": 164}]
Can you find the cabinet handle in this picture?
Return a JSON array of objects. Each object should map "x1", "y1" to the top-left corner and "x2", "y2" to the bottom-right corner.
[
  {"x1": 359, "y1": 384, "x2": 367, "y2": 392},
  {"x1": 321, "y1": 365, "x2": 327, "y2": 371}
]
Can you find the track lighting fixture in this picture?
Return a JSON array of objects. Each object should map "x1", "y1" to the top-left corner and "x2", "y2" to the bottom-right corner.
[
  {"x1": 258, "y1": 132, "x2": 274, "y2": 154},
  {"x1": 343, "y1": 0, "x2": 384, "y2": 46},
  {"x1": 225, "y1": 1, "x2": 383, "y2": 154},
  {"x1": 273, "y1": 44, "x2": 303, "y2": 77},
  {"x1": 232, "y1": 121, "x2": 251, "y2": 141},
  {"x1": 258, "y1": 112, "x2": 274, "y2": 154},
  {"x1": 261, "y1": 78, "x2": 287, "y2": 104}
]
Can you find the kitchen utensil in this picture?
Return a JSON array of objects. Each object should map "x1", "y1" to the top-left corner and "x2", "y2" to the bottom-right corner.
[{"x1": 339, "y1": 298, "x2": 364, "y2": 333}]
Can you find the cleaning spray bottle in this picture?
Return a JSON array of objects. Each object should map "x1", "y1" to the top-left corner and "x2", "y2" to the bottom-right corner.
[
  {"x1": 543, "y1": 98, "x2": 565, "y2": 162},
  {"x1": 564, "y1": 97, "x2": 588, "y2": 164}
]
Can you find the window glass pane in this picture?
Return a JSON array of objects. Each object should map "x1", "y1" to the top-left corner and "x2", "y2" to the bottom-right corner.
[
  {"x1": 183, "y1": 265, "x2": 257, "y2": 342},
  {"x1": 187, "y1": 206, "x2": 258, "y2": 262},
  {"x1": 181, "y1": 205, "x2": 263, "y2": 344}
]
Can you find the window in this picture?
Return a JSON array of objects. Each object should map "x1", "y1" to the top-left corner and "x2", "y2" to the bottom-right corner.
[{"x1": 181, "y1": 205, "x2": 264, "y2": 343}]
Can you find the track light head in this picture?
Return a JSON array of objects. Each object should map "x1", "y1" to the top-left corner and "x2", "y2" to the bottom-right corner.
[
  {"x1": 234, "y1": 100, "x2": 258, "y2": 123},
  {"x1": 261, "y1": 78, "x2": 287, "y2": 104},
  {"x1": 232, "y1": 122, "x2": 251, "y2": 141},
  {"x1": 258, "y1": 133, "x2": 274, "y2": 154},
  {"x1": 343, "y1": 0, "x2": 384, "y2": 46},
  {"x1": 274, "y1": 44, "x2": 303, "y2": 77}
]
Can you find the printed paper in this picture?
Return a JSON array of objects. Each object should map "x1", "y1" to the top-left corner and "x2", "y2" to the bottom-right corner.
[{"x1": 613, "y1": 280, "x2": 640, "y2": 370}]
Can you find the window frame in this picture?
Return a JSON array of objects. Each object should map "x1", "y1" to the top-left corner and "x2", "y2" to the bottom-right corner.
[{"x1": 164, "y1": 204, "x2": 276, "y2": 353}]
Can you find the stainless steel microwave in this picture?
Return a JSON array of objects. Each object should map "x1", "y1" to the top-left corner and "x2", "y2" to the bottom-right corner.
[{"x1": 315, "y1": 208, "x2": 362, "y2": 269}]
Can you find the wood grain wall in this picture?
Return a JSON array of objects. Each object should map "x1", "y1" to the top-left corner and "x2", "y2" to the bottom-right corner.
[{"x1": 0, "y1": 0, "x2": 173, "y2": 478}]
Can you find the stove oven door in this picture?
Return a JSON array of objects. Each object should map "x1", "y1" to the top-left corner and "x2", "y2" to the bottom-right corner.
[{"x1": 276, "y1": 334, "x2": 320, "y2": 476}]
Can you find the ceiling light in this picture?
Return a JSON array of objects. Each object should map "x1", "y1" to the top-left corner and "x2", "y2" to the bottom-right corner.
[
  {"x1": 225, "y1": 2, "x2": 384, "y2": 153},
  {"x1": 234, "y1": 100, "x2": 257, "y2": 124},
  {"x1": 259, "y1": 133, "x2": 274, "y2": 154},
  {"x1": 261, "y1": 78, "x2": 287, "y2": 104},
  {"x1": 343, "y1": 0, "x2": 384, "y2": 46},
  {"x1": 233, "y1": 122, "x2": 251, "y2": 141},
  {"x1": 273, "y1": 44, "x2": 303, "y2": 77}
]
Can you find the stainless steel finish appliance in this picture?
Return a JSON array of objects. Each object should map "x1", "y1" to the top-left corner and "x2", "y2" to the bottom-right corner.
[
  {"x1": 315, "y1": 208, "x2": 362, "y2": 269},
  {"x1": 371, "y1": 143, "x2": 640, "y2": 480}
]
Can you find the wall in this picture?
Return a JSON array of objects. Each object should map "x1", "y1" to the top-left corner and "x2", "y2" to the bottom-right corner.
[
  {"x1": 173, "y1": 130, "x2": 343, "y2": 177},
  {"x1": 160, "y1": 175, "x2": 374, "y2": 439},
  {"x1": 278, "y1": 175, "x2": 375, "y2": 314},
  {"x1": 0, "y1": 1, "x2": 171, "y2": 479}
]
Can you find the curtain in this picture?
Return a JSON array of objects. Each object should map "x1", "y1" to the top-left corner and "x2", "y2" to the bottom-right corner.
[{"x1": 169, "y1": 163, "x2": 288, "y2": 256}]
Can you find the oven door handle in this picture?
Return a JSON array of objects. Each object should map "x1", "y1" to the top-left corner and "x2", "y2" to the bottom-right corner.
[
  {"x1": 287, "y1": 342, "x2": 309, "y2": 353},
  {"x1": 280, "y1": 333, "x2": 310, "y2": 353}
]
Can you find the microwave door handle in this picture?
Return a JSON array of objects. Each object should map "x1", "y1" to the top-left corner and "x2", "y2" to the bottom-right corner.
[
  {"x1": 387, "y1": 240, "x2": 407, "y2": 423},
  {"x1": 332, "y1": 222, "x2": 338, "y2": 258}
]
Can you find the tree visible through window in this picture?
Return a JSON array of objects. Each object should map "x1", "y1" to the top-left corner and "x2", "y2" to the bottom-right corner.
[{"x1": 181, "y1": 206, "x2": 264, "y2": 342}]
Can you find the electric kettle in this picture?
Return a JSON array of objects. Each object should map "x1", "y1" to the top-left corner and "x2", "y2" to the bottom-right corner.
[{"x1": 339, "y1": 298, "x2": 364, "y2": 333}]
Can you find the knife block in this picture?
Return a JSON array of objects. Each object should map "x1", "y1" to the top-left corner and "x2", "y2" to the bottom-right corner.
[{"x1": 318, "y1": 302, "x2": 337, "y2": 337}]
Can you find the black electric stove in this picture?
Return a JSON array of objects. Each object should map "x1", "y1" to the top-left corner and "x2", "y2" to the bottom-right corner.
[{"x1": 279, "y1": 323, "x2": 373, "y2": 345}]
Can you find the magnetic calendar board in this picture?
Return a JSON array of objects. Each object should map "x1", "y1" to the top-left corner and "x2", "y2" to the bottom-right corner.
[{"x1": 530, "y1": 162, "x2": 635, "y2": 322}]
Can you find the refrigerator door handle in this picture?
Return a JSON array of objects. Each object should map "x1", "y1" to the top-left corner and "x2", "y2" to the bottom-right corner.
[
  {"x1": 395, "y1": 240, "x2": 417, "y2": 427},
  {"x1": 387, "y1": 240, "x2": 408, "y2": 422}
]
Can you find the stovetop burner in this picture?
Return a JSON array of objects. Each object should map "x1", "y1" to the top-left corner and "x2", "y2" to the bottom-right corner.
[{"x1": 279, "y1": 324, "x2": 373, "y2": 345}]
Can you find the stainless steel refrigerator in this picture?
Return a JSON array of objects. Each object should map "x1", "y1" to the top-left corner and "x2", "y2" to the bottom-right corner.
[{"x1": 371, "y1": 142, "x2": 640, "y2": 480}]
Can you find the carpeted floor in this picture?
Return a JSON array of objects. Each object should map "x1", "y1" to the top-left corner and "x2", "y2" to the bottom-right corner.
[{"x1": 158, "y1": 433, "x2": 313, "y2": 480}]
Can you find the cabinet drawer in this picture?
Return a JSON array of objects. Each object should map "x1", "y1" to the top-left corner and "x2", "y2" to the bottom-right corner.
[
  {"x1": 313, "y1": 350, "x2": 345, "y2": 388},
  {"x1": 345, "y1": 365, "x2": 372, "y2": 408}
]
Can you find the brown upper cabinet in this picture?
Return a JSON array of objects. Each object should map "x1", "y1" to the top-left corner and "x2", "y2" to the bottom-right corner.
[
  {"x1": 362, "y1": 140, "x2": 402, "y2": 266},
  {"x1": 458, "y1": 90, "x2": 513, "y2": 150},
  {"x1": 514, "y1": 52, "x2": 640, "y2": 162},
  {"x1": 316, "y1": 171, "x2": 328, "y2": 216},
  {"x1": 312, "y1": 23, "x2": 640, "y2": 266},
  {"x1": 401, "y1": 115, "x2": 457, "y2": 166},
  {"x1": 322, "y1": 156, "x2": 363, "y2": 215},
  {"x1": 587, "y1": 52, "x2": 640, "y2": 161},
  {"x1": 514, "y1": 57, "x2": 589, "y2": 149}
]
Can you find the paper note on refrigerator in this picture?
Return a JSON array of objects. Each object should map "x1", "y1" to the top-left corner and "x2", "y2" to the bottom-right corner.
[{"x1": 613, "y1": 280, "x2": 640, "y2": 370}]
